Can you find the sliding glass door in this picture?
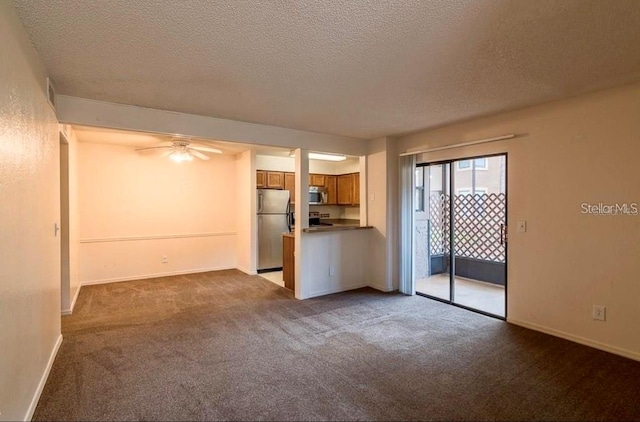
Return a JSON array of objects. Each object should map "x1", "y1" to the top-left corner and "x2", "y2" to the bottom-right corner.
[{"x1": 415, "y1": 154, "x2": 507, "y2": 318}]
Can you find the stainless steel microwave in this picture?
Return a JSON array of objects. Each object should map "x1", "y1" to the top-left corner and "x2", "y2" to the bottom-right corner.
[{"x1": 309, "y1": 186, "x2": 328, "y2": 204}]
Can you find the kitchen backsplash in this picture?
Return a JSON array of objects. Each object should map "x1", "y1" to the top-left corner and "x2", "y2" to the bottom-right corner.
[{"x1": 309, "y1": 205, "x2": 360, "y2": 220}]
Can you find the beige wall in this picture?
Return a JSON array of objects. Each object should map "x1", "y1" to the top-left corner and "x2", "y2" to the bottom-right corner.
[
  {"x1": 302, "y1": 230, "x2": 371, "y2": 298},
  {"x1": 235, "y1": 150, "x2": 257, "y2": 274},
  {"x1": 366, "y1": 137, "x2": 399, "y2": 292},
  {"x1": 60, "y1": 125, "x2": 81, "y2": 313},
  {"x1": 256, "y1": 154, "x2": 360, "y2": 174},
  {"x1": 77, "y1": 142, "x2": 238, "y2": 284},
  {"x1": 399, "y1": 82, "x2": 640, "y2": 360},
  {"x1": 0, "y1": 2, "x2": 62, "y2": 420}
]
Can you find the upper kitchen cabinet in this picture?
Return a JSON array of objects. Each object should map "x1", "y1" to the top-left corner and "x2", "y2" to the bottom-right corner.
[
  {"x1": 266, "y1": 171, "x2": 285, "y2": 188},
  {"x1": 256, "y1": 170, "x2": 266, "y2": 188},
  {"x1": 325, "y1": 175, "x2": 337, "y2": 205},
  {"x1": 284, "y1": 172, "x2": 295, "y2": 203},
  {"x1": 337, "y1": 174, "x2": 353, "y2": 205},
  {"x1": 352, "y1": 173, "x2": 360, "y2": 205},
  {"x1": 257, "y1": 171, "x2": 285, "y2": 189},
  {"x1": 337, "y1": 173, "x2": 360, "y2": 206},
  {"x1": 309, "y1": 174, "x2": 325, "y2": 187}
]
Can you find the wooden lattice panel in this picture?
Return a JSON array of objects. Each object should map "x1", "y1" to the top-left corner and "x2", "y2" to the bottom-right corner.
[{"x1": 429, "y1": 193, "x2": 506, "y2": 263}]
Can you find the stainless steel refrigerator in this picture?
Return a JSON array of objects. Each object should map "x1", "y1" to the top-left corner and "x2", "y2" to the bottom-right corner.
[{"x1": 257, "y1": 189, "x2": 291, "y2": 272}]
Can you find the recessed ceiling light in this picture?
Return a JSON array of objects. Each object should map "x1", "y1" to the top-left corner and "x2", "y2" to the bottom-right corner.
[{"x1": 288, "y1": 150, "x2": 347, "y2": 161}]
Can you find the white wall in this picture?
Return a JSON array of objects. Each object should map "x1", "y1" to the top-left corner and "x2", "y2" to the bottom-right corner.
[
  {"x1": 399, "y1": 82, "x2": 640, "y2": 360},
  {"x1": 256, "y1": 154, "x2": 360, "y2": 174},
  {"x1": 235, "y1": 150, "x2": 257, "y2": 274},
  {"x1": 77, "y1": 142, "x2": 238, "y2": 284},
  {"x1": 0, "y1": 2, "x2": 62, "y2": 420},
  {"x1": 57, "y1": 96, "x2": 369, "y2": 156},
  {"x1": 301, "y1": 230, "x2": 371, "y2": 298},
  {"x1": 366, "y1": 137, "x2": 399, "y2": 292},
  {"x1": 61, "y1": 125, "x2": 81, "y2": 314}
]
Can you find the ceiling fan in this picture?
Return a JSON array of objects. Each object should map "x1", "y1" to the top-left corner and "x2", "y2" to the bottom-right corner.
[{"x1": 135, "y1": 137, "x2": 223, "y2": 162}]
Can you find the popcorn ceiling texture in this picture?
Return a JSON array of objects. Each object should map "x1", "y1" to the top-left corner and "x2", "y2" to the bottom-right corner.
[{"x1": 13, "y1": 0, "x2": 640, "y2": 139}]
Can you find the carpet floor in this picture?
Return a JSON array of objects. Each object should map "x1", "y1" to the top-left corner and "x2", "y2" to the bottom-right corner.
[{"x1": 34, "y1": 270, "x2": 640, "y2": 421}]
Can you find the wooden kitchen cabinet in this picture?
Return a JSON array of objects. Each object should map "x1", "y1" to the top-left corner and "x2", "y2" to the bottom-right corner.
[
  {"x1": 337, "y1": 174, "x2": 353, "y2": 205},
  {"x1": 283, "y1": 234, "x2": 295, "y2": 291},
  {"x1": 309, "y1": 174, "x2": 325, "y2": 186},
  {"x1": 337, "y1": 173, "x2": 360, "y2": 205},
  {"x1": 325, "y1": 175, "x2": 337, "y2": 205},
  {"x1": 352, "y1": 173, "x2": 360, "y2": 205},
  {"x1": 284, "y1": 172, "x2": 295, "y2": 203},
  {"x1": 266, "y1": 171, "x2": 285, "y2": 189},
  {"x1": 256, "y1": 170, "x2": 266, "y2": 188}
]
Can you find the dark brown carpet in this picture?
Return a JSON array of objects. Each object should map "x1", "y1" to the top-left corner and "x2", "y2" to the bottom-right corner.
[{"x1": 34, "y1": 270, "x2": 640, "y2": 421}]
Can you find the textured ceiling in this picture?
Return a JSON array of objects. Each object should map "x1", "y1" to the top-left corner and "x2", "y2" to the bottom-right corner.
[{"x1": 14, "y1": 0, "x2": 640, "y2": 139}]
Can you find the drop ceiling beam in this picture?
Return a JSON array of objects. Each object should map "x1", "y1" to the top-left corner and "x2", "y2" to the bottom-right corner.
[{"x1": 56, "y1": 95, "x2": 368, "y2": 156}]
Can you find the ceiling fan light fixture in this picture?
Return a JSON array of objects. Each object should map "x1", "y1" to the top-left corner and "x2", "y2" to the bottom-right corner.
[{"x1": 170, "y1": 150, "x2": 193, "y2": 162}]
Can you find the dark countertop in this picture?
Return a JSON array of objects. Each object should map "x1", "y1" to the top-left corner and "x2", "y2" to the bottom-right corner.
[
  {"x1": 284, "y1": 219, "x2": 372, "y2": 235},
  {"x1": 302, "y1": 225, "x2": 373, "y2": 233}
]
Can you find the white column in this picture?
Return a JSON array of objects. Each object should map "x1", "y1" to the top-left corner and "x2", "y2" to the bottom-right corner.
[{"x1": 294, "y1": 149, "x2": 309, "y2": 299}]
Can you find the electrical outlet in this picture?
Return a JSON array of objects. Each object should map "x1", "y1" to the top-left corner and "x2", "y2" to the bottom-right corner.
[
  {"x1": 593, "y1": 305, "x2": 606, "y2": 321},
  {"x1": 329, "y1": 266, "x2": 335, "y2": 276},
  {"x1": 161, "y1": 255, "x2": 168, "y2": 264}
]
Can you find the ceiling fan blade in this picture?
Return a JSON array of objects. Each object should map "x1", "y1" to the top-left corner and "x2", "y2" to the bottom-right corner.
[
  {"x1": 189, "y1": 149, "x2": 210, "y2": 160},
  {"x1": 135, "y1": 145, "x2": 172, "y2": 151},
  {"x1": 161, "y1": 150, "x2": 173, "y2": 157},
  {"x1": 189, "y1": 145, "x2": 222, "y2": 154}
]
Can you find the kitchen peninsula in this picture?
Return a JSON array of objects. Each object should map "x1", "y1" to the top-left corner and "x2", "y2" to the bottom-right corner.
[{"x1": 282, "y1": 221, "x2": 372, "y2": 290}]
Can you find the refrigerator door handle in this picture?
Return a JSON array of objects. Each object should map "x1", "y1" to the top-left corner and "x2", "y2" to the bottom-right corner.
[
  {"x1": 286, "y1": 201, "x2": 291, "y2": 232},
  {"x1": 258, "y1": 192, "x2": 264, "y2": 213}
]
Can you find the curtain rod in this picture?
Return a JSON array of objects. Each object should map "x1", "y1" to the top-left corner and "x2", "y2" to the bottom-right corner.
[{"x1": 399, "y1": 134, "x2": 516, "y2": 157}]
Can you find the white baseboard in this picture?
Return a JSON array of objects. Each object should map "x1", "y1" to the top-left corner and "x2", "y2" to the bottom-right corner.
[
  {"x1": 367, "y1": 283, "x2": 395, "y2": 292},
  {"x1": 236, "y1": 266, "x2": 257, "y2": 276},
  {"x1": 306, "y1": 282, "x2": 368, "y2": 299},
  {"x1": 508, "y1": 318, "x2": 640, "y2": 362},
  {"x1": 81, "y1": 265, "x2": 236, "y2": 286},
  {"x1": 24, "y1": 334, "x2": 63, "y2": 421},
  {"x1": 61, "y1": 284, "x2": 82, "y2": 315}
]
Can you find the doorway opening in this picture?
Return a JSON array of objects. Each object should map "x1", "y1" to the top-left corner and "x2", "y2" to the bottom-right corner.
[
  {"x1": 60, "y1": 133, "x2": 71, "y2": 313},
  {"x1": 414, "y1": 154, "x2": 507, "y2": 318}
]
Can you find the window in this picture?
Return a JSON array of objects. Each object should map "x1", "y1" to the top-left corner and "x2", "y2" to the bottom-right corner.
[
  {"x1": 457, "y1": 158, "x2": 488, "y2": 170},
  {"x1": 456, "y1": 187, "x2": 488, "y2": 195},
  {"x1": 415, "y1": 167, "x2": 425, "y2": 211}
]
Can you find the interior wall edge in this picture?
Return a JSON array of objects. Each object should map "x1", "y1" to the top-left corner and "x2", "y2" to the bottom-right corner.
[
  {"x1": 61, "y1": 284, "x2": 82, "y2": 315},
  {"x1": 366, "y1": 283, "x2": 396, "y2": 293},
  {"x1": 508, "y1": 318, "x2": 640, "y2": 362},
  {"x1": 56, "y1": 95, "x2": 369, "y2": 156},
  {"x1": 23, "y1": 334, "x2": 63, "y2": 422},
  {"x1": 236, "y1": 266, "x2": 258, "y2": 276}
]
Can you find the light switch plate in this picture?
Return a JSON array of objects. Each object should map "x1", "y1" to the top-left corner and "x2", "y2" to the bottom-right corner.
[
  {"x1": 593, "y1": 305, "x2": 606, "y2": 321},
  {"x1": 517, "y1": 221, "x2": 527, "y2": 233}
]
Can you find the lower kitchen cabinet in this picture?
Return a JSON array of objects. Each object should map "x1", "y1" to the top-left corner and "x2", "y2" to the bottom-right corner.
[{"x1": 283, "y1": 234, "x2": 295, "y2": 291}]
